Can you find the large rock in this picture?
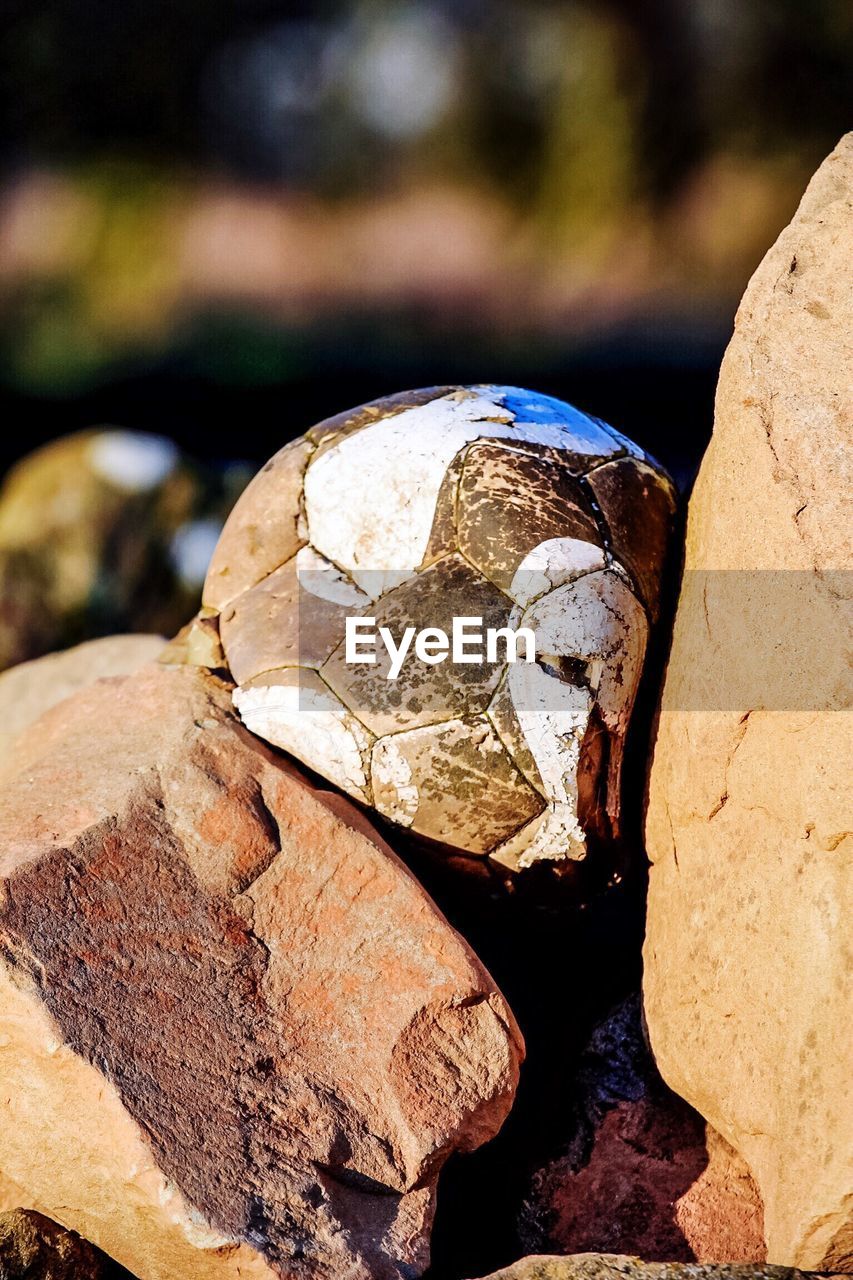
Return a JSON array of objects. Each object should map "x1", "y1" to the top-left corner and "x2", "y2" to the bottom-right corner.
[
  {"x1": 0, "y1": 663, "x2": 522, "y2": 1280},
  {"x1": 0, "y1": 1170, "x2": 32, "y2": 1215},
  {"x1": 0, "y1": 1209, "x2": 122, "y2": 1280},
  {"x1": 471, "y1": 1256, "x2": 814, "y2": 1280},
  {"x1": 521, "y1": 999, "x2": 765, "y2": 1264},
  {"x1": 644, "y1": 138, "x2": 852, "y2": 1269},
  {"x1": 0, "y1": 634, "x2": 164, "y2": 762}
]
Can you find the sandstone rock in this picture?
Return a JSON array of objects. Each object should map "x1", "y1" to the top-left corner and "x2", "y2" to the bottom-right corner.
[
  {"x1": 0, "y1": 634, "x2": 164, "y2": 763},
  {"x1": 521, "y1": 999, "x2": 765, "y2": 1264},
  {"x1": 0, "y1": 663, "x2": 522, "y2": 1280},
  {"x1": 0, "y1": 1209, "x2": 121, "y2": 1279},
  {"x1": 644, "y1": 137, "x2": 853, "y2": 1269},
  {"x1": 471, "y1": 1255, "x2": 814, "y2": 1280},
  {"x1": 0, "y1": 429, "x2": 248, "y2": 670},
  {"x1": 0, "y1": 1170, "x2": 31, "y2": 1215},
  {"x1": 196, "y1": 385, "x2": 675, "y2": 881}
]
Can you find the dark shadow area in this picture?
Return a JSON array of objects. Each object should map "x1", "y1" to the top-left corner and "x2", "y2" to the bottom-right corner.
[
  {"x1": 0, "y1": 313, "x2": 722, "y2": 490},
  {"x1": 414, "y1": 862, "x2": 649, "y2": 1280}
]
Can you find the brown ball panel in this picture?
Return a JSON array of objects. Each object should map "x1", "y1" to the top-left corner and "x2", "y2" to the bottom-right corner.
[
  {"x1": 457, "y1": 441, "x2": 603, "y2": 593},
  {"x1": 321, "y1": 553, "x2": 511, "y2": 738},
  {"x1": 203, "y1": 436, "x2": 312, "y2": 611},
  {"x1": 587, "y1": 457, "x2": 677, "y2": 620}
]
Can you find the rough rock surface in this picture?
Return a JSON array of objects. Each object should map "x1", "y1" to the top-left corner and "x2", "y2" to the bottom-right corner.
[
  {"x1": 471, "y1": 1256, "x2": 815, "y2": 1280},
  {"x1": 0, "y1": 1170, "x2": 32, "y2": 1215},
  {"x1": 521, "y1": 999, "x2": 765, "y2": 1264},
  {"x1": 0, "y1": 1209, "x2": 121, "y2": 1280},
  {"x1": 644, "y1": 137, "x2": 852, "y2": 1270},
  {"x1": 0, "y1": 634, "x2": 164, "y2": 762},
  {"x1": 0, "y1": 663, "x2": 522, "y2": 1280}
]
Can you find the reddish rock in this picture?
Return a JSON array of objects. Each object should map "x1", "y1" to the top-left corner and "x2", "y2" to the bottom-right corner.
[
  {"x1": 0, "y1": 634, "x2": 164, "y2": 764},
  {"x1": 0, "y1": 663, "x2": 522, "y2": 1280},
  {"x1": 471, "y1": 1255, "x2": 813, "y2": 1280},
  {"x1": 521, "y1": 999, "x2": 765, "y2": 1264}
]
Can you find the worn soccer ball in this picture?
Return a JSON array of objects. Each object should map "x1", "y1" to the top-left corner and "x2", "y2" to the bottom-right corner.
[{"x1": 198, "y1": 385, "x2": 675, "y2": 877}]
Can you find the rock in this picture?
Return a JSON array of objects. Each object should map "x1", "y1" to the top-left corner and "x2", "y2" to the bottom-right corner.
[
  {"x1": 644, "y1": 137, "x2": 853, "y2": 1269},
  {"x1": 0, "y1": 663, "x2": 522, "y2": 1280},
  {"x1": 520, "y1": 999, "x2": 765, "y2": 1264},
  {"x1": 470, "y1": 1255, "x2": 815, "y2": 1280},
  {"x1": 0, "y1": 429, "x2": 248, "y2": 671},
  {"x1": 195, "y1": 385, "x2": 675, "y2": 881},
  {"x1": 0, "y1": 1170, "x2": 31, "y2": 1214},
  {"x1": 0, "y1": 634, "x2": 164, "y2": 763},
  {"x1": 0, "y1": 1209, "x2": 121, "y2": 1279},
  {"x1": 160, "y1": 611, "x2": 225, "y2": 671}
]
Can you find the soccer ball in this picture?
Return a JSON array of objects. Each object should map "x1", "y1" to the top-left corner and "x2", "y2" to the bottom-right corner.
[{"x1": 200, "y1": 385, "x2": 675, "y2": 877}]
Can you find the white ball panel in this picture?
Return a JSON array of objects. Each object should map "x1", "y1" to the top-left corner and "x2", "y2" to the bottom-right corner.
[{"x1": 233, "y1": 677, "x2": 372, "y2": 803}]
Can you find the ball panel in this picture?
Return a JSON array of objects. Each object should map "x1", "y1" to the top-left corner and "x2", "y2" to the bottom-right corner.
[
  {"x1": 499, "y1": 658, "x2": 593, "y2": 820},
  {"x1": 493, "y1": 386, "x2": 625, "y2": 463},
  {"x1": 220, "y1": 546, "x2": 372, "y2": 686},
  {"x1": 468, "y1": 434, "x2": 619, "y2": 479},
  {"x1": 305, "y1": 386, "x2": 454, "y2": 458},
  {"x1": 320, "y1": 553, "x2": 511, "y2": 738},
  {"x1": 490, "y1": 804, "x2": 589, "y2": 873},
  {"x1": 302, "y1": 388, "x2": 514, "y2": 588},
  {"x1": 457, "y1": 441, "x2": 602, "y2": 594},
  {"x1": 371, "y1": 716, "x2": 544, "y2": 855},
  {"x1": 203, "y1": 436, "x2": 312, "y2": 611},
  {"x1": 233, "y1": 667, "x2": 374, "y2": 803},
  {"x1": 574, "y1": 703, "x2": 614, "y2": 846},
  {"x1": 508, "y1": 537, "x2": 607, "y2": 608},
  {"x1": 486, "y1": 674, "x2": 547, "y2": 798},
  {"x1": 522, "y1": 569, "x2": 648, "y2": 737},
  {"x1": 419, "y1": 443, "x2": 468, "y2": 569},
  {"x1": 586, "y1": 457, "x2": 677, "y2": 620},
  {"x1": 488, "y1": 810, "x2": 550, "y2": 872}
]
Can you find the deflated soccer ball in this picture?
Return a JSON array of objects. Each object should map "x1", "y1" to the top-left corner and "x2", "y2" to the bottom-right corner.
[{"x1": 198, "y1": 385, "x2": 675, "y2": 877}]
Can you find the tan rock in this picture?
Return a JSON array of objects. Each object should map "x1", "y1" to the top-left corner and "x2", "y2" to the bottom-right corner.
[
  {"x1": 0, "y1": 664, "x2": 522, "y2": 1280},
  {"x1": 0, "y1": 1170, "x2": 32, "y2": 1214},
  {"x1": 0, "y1": 1209, "x2": 119, "y2": 1280},
  {"x1": 644, "y1": 136, "x2": 853, "y2": 1270},
  {"x1": 521, "y1": 999, "x2": 765, "y2": 1265},
  {"x1": 0, "y1": 634, "x2": 164, "y2": 764},
  {"x1": 471, "y1": 1256, "x2": 814, "y2": 1280},
  {"x1": 676, "y1": 1129, "x2": 766, "y2": 1267}
]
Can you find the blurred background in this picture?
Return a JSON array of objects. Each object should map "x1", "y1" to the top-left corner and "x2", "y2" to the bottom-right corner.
[{"x1": 0, "y1": 0, "x2": 850, "y2": 660}]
